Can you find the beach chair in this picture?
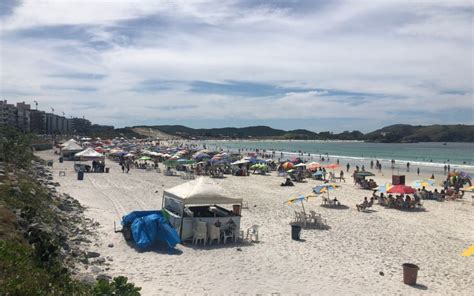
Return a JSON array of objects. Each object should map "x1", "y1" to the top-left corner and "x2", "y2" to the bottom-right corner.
[
  {"x1": 308, "y1": 211, "x2": 320, "y2": 227},
  {"x1": 246, "y1": 225, "x2": 259, "y2": 242},
  {"x1": 222, "y1": 229, "x2": 235, "y2": 244},
  {"x1": 208, "y1": 224, "x2": 221, "y2": 245},
  {"x1": 193, "y1": 221, "x2": 207, "y2": 246},
  {"x1": 316, "y1": 215, "x2": 327, "y2": 228}
]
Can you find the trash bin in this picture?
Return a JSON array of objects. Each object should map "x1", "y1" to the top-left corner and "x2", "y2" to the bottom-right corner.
[
  {"x1": 291, "y1": 224, "x2": 301, "y2": 240},
  {"x1": 105, "y1": 167, "x2": 110, "y2": 173},
  {"x1": 402, "y1": 263, "x2": 419, "y2": 285},
  {"x1": 59, "y1": 157, "x2": 63, "y2": 163},
  {"x1": 77, "y1": 171, "x2": 84, "y2": 181}
]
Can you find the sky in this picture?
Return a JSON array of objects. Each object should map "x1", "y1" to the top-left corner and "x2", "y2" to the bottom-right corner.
[{"x1": 0, "y1": 0, "x2": 472, "y2": 132}]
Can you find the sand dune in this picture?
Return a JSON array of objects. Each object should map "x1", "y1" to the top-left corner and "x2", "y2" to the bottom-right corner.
[{"x1": 36, "y1": 150, "x2": 473, "y2": 295}]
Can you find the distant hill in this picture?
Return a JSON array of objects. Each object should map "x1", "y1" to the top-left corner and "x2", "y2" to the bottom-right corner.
[
  {"x1": 364, "y1": 124, "x2": 474, "y2": 143},
  {"x1": 127, "y1": 124, "x2": 473, "y2": 142}
]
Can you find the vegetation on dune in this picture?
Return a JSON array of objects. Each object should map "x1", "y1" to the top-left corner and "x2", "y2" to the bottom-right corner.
[{"x1": 0, "y1": 127, "x2": 142, "y2": 295}]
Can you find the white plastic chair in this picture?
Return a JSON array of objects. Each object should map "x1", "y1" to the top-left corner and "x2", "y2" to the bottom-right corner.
[
  {"x1": 222, "y1": 228, "x2": 235, "y2": 244},
  {"x1": 193, "y1": 221, "x2": 207, "y2": 245},
  {"x1": 246, "y1": 225, "x2": 259, "y2": 242},
  {"x1": 208, "y1": 224, "x2": 221, "y2": 245}
]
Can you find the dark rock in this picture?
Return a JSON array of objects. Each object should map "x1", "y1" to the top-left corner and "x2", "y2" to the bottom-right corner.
[
  {"x1": 78, "y1": 274, "x2": 96, "y2": 285},
  {"x1": 96, "y1": 274, "x2": 111, "y2": 281},
  {"x1": 108, "y1": 243, "x2": 114, "y2": 248},
  {"x1": 379, "y1": 271, "x2": 384, "y2": 276},
  {"x1": 86, "y1": 251, "x2": 100, "y2": 258},
  {"x1": 95, "y1": 257, "x2": 106, "y2": 264}
]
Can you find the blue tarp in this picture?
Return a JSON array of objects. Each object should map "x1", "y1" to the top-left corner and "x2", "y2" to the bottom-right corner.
[{"x1": 122, "y1": 211, "x2": 180, "y2": 250}]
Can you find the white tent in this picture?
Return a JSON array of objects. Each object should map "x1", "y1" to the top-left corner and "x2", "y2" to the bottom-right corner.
[
  {"x1": 164, "y1": 178, "x2": 242, "y2": 205},
  {"x1": 61, "y1": 141, "x2": 83, "y2": 152},
  {"x1": 60, "y1": 138, "x2": 78, "y2": 147},
  {"x1": 75, "y1": 148, "x2": 104, "y2": 160},
  {"x1": 231, "y1": 159, "x2": 250, "y2": 165}
]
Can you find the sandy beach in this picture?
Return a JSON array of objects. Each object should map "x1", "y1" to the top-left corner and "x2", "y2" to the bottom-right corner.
[{"x1": 36, "y1": 149, "x2": 473, "y2": 295}]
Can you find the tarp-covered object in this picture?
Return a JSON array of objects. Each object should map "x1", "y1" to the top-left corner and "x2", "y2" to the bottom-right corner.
[{"x1": 122, "y1": 211, "x2": 180, "y2": 250}]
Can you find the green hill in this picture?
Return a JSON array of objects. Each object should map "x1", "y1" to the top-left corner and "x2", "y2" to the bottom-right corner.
[
  {"x1": 364, "y1": 124, "x2": 474, "y2": 143},
  {"x1": 124, "y1": 124, "x2": 473, "y2": 142}
]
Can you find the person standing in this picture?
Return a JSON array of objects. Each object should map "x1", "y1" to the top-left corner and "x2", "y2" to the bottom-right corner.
[
  {"x1": 417, "y1": 167, "x2": 420, "y2": 175},
  {"x1": 370, "y1": 160, "x2": 374, "y2": 169},
  {"x1": 346, "y1": 163, "x2": 350, "y2": 172},
  {"x1": 407, "y1": 162, "x2": 410, "y2": 172}
]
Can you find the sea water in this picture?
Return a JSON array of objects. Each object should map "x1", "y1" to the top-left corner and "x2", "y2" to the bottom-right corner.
[{"x1": 201, "y1": 140, "x2": 474, "y2": 175}]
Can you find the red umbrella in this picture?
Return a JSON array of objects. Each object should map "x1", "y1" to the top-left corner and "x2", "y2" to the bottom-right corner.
[{"x1": 387, "y1": 185, "x2": 416, "y2": 194}]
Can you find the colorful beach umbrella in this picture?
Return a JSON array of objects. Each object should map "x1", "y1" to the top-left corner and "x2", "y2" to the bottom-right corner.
[
  {"x1": 308, "y1": 162, "x2": 321, "y2": 170},
  {"x1": 461, "y1": 185, "x2": 474, "y2": 192},
  {"x1": 377, "y1": 183, "x2": 393, "y2": 193},
  {"x1": 412, "y1": 179, "x2": 435, "y2": 188},
  {"x1": 313, "y1": 184, "x2": 340, "y2": 200},
  {"x1": 286, "y1": 195, "x2": 309, "y2": 215},
  {"x1": 387, "y1": 185, "x2": 416, "y2": 194},
  {"x1": 281, "y1": 162, "x2": 294, "y2": 170}
]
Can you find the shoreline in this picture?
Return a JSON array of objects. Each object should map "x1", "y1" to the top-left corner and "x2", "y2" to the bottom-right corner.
[{"x1": 194, "y1": 141, "x2": 474, "y2": 171}]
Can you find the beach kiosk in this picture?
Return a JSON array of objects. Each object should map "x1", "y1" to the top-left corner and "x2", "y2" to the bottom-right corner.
[{"x1": 162, "y1": 178, "x2": 242, "y2": 241}]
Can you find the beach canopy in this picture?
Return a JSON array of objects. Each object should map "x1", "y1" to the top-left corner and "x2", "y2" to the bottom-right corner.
[
  {"x1": 139, "y1": 156, "x2": 152, "y2": 161},
  {"x1": 60, "y1": 139, "x2": 78, "y2": 147},
  {"x1": 61, "y1": 141, "x2": 83, "y2": 152},
  {"x1": 75, "y1": 148, "x2": 104, "y2": 160},
  {"x1": 164, "y1": 178, "x2": 242, "y2": 205}
]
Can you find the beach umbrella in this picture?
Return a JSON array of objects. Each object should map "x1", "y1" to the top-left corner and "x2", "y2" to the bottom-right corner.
[
  {"x1": 387, "y1": 185, "x2": 416, "y2": 194},
  {"x1": 285, "y1": 195, "x2": 309, "y2": 215},
  {"x1": 412, "y1": 179, "x2": 435, "y2": 188},
  {"x1": 139, "y1": 156, "x2": 151, "y2": 161},
  {"x1": 193, "y1": 153, "x2": 210, "y2": 160},
  {"x1": 377, "y1": 183, "x2": 393, "y2": 193},
  {"x1": 355, "y1": 171, "x2": 375, "y2": 177},
  {"x1": 461, "y1": 185, "x2": 474, "y2": 192},
  {"x1": 291, "y1": 157, "x2": 302, "y2": 164},
  {"x1": 308, "y1": 162, "x2": 321, "y2": 170},
  {"x1": 281, "y1": 162, "x2": 294, "y2": 170},
  {"x1": 313, "y1": 184, "x2": 340, "y2": 199},
  {"x1": 325, "y1": 164, "x2": 339, "y2": 169}
]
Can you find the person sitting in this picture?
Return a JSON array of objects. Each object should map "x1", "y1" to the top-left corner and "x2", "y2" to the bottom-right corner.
[
  {"x1": 403, "y1": 195, "x2": 412, "y2": 209},
  {"x1": 387, "y1": 194, "x2": 395, "y2": 207},
  {"x1": 372, "y1": 190, "x2": 386, "y2": 205},
  {"x1": 440, "y1": 189, "x2": 446, "y2": 200},
  {"x1": 281, "y1": 178, "x2": 294, "y2": 187},
  {"x1": 356, "y1": 197, "x2": 369, "y2": 211},
  {"x1": 395, "y1": 195, "x2": 404, "y2": 209},
  {"x1": 432, "y1": 189, "x2": 441, "y2": 201}
]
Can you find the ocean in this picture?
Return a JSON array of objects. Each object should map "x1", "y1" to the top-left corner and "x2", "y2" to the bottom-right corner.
[{"x1": 201, "y1": 140, "x2": 474, "y2": 174}]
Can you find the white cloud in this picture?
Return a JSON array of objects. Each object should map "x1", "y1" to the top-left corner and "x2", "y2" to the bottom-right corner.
[{"x1": 0, "y1": 0, "x2": 472, "y2": 131}]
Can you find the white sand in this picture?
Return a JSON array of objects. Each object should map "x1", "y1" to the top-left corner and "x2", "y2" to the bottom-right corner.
[{"x1": 37, "y1": 150, "x2": 473, "y2": 295}]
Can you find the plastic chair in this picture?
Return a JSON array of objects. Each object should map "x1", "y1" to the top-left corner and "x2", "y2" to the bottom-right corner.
[
  {"x1": 193, "y1": 221, "x2": 207, "y2": 245},
  {"x1": 208, "y1": 224, "x2": 221, "y2": 245},
  {"x1": 246, "y1": 225, "x2": 259, "y2": 242},
  {"x1": 222, "y1": 229, "x2": 235, "y2": 244}
]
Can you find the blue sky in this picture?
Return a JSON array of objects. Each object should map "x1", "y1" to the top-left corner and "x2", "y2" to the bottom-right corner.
[{"x1": 0, "y1": 0, "x2": 472, "y2": 132}]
